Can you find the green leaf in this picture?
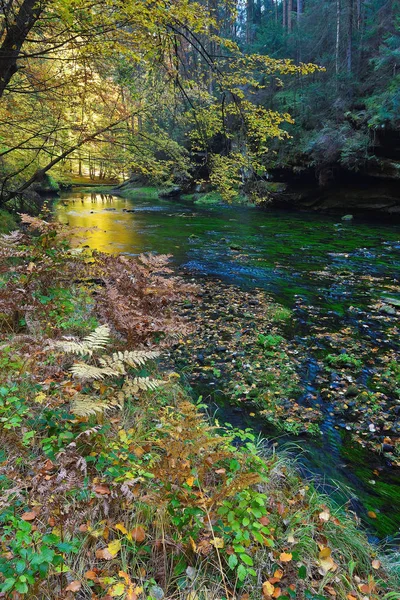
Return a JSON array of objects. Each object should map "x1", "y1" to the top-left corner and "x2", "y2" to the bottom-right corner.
[
  {"x1": 298, "y1": 565, "x2": 307, "y2": 580},
  {"x1": 15, "y1": 561, "x2": 26, "y2": 574},
  {"x1": 15, "y1": 581, "x2": 28, "y2": 594},
  {"x1": 228, "y1": 553, "x2": 238, "y2": 569},
  {"x1": 240, "y1": 553, "x2": 253, "y2": 566},
  {"x1": 237, "y1": 564, "x2": 247, "y2": 582},
  {"x1": 1, "y1": 579, "x2": 16, "y2": 593}
]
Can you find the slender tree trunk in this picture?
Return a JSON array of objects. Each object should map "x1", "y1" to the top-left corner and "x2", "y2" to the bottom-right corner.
[
  {"x1": 297, "y1": 0, "x2": 303, "y2": 25},
  {"x1": 356, "y1": 0, "x2": 361, "y2": 29},
  {"x1": 288, "y1": 0, "x2": 292, "y2": 31},
  {"x1": 335, "y1": 0, "x2": 341, "y2": 75},
  {"x1": 282, "y1": 0, "x2": 287, "y2": 29},
  {"x1": 347, "y1": 0, "x2": 353, "y2": 73},
  {"x1": 0, "y1": 0, "x2": 43, "y2": 99},
  {"x1": 246, "y1": 0, "x2": 254, "y2": 43}
]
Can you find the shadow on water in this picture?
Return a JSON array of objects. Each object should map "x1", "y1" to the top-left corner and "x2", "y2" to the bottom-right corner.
[{"x1": 55, "y1": 191, "x2": 400, "y2": 540}]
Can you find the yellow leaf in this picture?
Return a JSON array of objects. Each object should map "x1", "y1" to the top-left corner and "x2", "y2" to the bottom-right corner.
[
  {"x1": 107, "y1": 539, "x2": 121, "y2": 557},
  {"x1": 189, "y1": 536, "x2": 197, "y2": 552},
  {"x1": 115, "y1": 523, "x2": 128, "y2": 535},
  {"x1": 210, "y1": 537, "x2": 224, "y2": 549},
  {"x1": 319, "y1": 547, "x2": 331, "y2": 559},
  {"x1": 368, "y1": 511, "x2": 377, "y2": 519},
  {"x1": 186, "y1": 476, "x2": 195, "y2": 487},
  {"x1": 318, "y1": 555, "x2": 338, "y2": 575},
  {"x1": 279, "y1": 552, "x2": 292, "y2": 562},
  {"x1": 34, "y1": 392, "x2": 47, "y2": 404},
  {"x1": 263, "y1": 581, "x2": 275, "y2": 597},
  {"x1": 118, "y1": 571, "x2": 130, "y2": 584},
  {"x1": 110, "y1": 582, "x2": 126, "y2": 596}
]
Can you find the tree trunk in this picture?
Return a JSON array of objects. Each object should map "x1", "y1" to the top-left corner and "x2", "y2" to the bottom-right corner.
[
  {"x1": 297, "y1": 0, "x2": 303, "y2": 25},
  {"x1": 288, "y1": 0, "x2": 292, "y2": 31},
  {"x1": 246, "y1": 0, "x2": 254, "y2": 43},
  {"x1": 335, "y1": 0, "x2": 341, "y2": 75},
  {"x1": 0, "y1": 0, "x2": 43, "y2": 99},
  {"x1": 347, "y1": 0, "x2": 353, "y2": 73},
  {"x1": 282, "y1": 0, "x2": 287, "y2": 29}
]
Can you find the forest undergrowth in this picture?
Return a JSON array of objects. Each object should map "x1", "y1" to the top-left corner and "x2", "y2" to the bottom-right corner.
[{"x1": 0, "y1": 215, "x2": 399, "y2": 600}]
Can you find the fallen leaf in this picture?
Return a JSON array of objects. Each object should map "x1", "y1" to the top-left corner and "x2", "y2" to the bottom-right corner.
[
  {"x1": 115, "y1": 523, "x2": 128, "y2": 535},
  {"x1": 318, "y1": 555, "x2": 338, "y2": 575},
  {"x1": 319, "y1": 547, "x2": 332, "y2": 559},
  {"x1": 372, "y1": 559, "x2": 381, "y2": 569},
  {"x1": 210, "y1": 537, "x2": 224, "y2": 549},
  {"x1": 279, "y1": 552, "x2": 292, "y2": 562},
  {"x1": 94, "y1": 485, "x2": 111, "y2": 495},
  {"x1": 65, "y1": 581, "x2": 81, "y2": 592},
  {"x1": 109, "y1": 582, "x2": 126, "y2": 597},
  {"x1": 272, "y1": 587, "x2": 281, "y2": 598},
  {"x1": 262, "y1": 581, "x2": 275, "y2": 597},
  {"x1": 319, "y1": 510, "x2": 330, "y2": 522},
  {"x1": 84, "y1": 570, "x2": 98, "y2": 580},
  {"x1": 367, "y1": 511, "x2": 377, "y2": 519},
  {"x1": 95, "y1": 547, "x2": 114, "y2": 560},
  {"x1": 324, "y1": 585, "x2": 337, "y2": 596},
  {"x1": 107, "y1": 539, "x2": 121, "y2": 557},
  {"x1": 130, "y1": 526, "x2": 146, "y2": 543},
  {"x1": 21, "y1": 512, "x2": 37, "y2": 521},
  {"x1": 186, "y1": 476, "x2": 195, "y2": 487},
  {"x1": 118, "y1": 571, "x2": 130, "y2": 584}
]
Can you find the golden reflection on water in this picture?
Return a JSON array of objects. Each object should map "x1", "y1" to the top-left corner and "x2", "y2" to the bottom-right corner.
[{"x1": 55, "y1": 193, "x2": 139, "y2": 254}]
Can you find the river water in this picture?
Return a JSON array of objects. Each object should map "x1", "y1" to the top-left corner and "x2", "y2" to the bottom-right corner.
[{"x1": 55, "y1": 190, "x2": 400, "y2": 541}]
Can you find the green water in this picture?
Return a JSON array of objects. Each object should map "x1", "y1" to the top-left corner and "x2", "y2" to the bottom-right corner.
[{"x1": 55, "y1": 191, "x2": 400, "y2": 540}]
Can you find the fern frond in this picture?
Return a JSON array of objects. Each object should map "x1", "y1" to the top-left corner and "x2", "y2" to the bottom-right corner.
[
  {"x1": 70, "y1": 363, "x2": 118, "y2": 380},
  {"x1": 56, "y1": 339, "x2": 90, "y2": 355},
  {"x1": 57, "y1": 325, "x2": 111, "y2": 356},
  {"x1": 81, "y1": 324, "x2": 111, "y2": 351},
  {"x1": 70, "y1": 395, "x2": 117, "y2": 417},
  {"x1": 123, "y1": 376, "x2": 163, "y2": 396},
  {"x1": 0, "y1": 230, "x2": 24, "y2": 247},
  {"x1": 19, "y1": 213, "x2": 51, "y2": 232},
  {"x1": 100, "y1": 350, "x2": 160, "y2": 370}
]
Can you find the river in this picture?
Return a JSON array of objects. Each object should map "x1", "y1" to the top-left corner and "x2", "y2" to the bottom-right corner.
[{"x1": 55, "y1": 190, "x2": 400, "y2": 542}]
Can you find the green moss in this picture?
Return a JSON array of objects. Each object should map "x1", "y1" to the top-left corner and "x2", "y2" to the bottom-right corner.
[
  {"x1": 114, "y1": 186, "x2": 161, "y2": 200},
  {"x1": 0, "y1": 210, "x2": 17, "y2": 233},
  {"x1": 194, "y1": 191, "x2": 224, "y2": 205},
  {"x1": 326, "y1": 353, "x2": 363, "y2": 369}
]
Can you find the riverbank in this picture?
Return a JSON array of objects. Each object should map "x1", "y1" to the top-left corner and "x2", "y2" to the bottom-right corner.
[{"x1": 0, "y1": 216, "x2": 399, "y2": 599}]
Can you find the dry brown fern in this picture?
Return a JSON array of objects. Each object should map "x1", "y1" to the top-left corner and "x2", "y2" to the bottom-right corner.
[{"x1": 92, "y1": 252, "x2": 197, "y2": 347}]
